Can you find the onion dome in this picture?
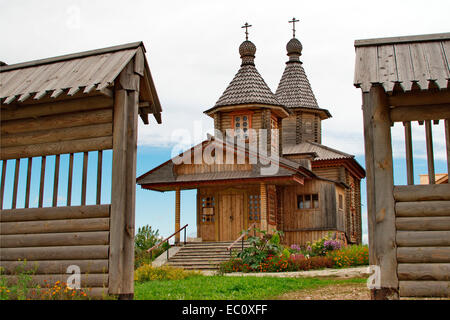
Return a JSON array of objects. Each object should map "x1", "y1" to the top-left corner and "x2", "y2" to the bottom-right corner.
[
  {"x1": 239, "y1": 40, "x2": 257, "y2": 65},
  {"x1": 286, "y1": 37, "x2": 303, "y2": 62}
]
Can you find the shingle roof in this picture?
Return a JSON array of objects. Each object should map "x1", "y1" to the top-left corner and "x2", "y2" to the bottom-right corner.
[
  {"x1": 283, "y1": 141, "x2": 354, "y2": 161},
  {"x1": 275, "y1": 62, "x2": 319, "y2": 109},
  {"x1": 213, "y1": 40, "x2": 282, "y2": 108},
  {"x1": 214, "y1": 64, "x2": 282, "y2": 108},
  {"x1": 354, "y1": 32, "x2": 450, "y2": 93}
]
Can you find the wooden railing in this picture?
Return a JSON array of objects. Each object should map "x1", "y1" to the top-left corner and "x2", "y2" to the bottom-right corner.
[
  {"x1": 227, "y1": 223, "x2": 256, "y2": 257},
  {"x1": 0, "y1": 150, "x2": 110, "y2": 210},
  {"x1": 147, "y1": 224, "x2": 188, "y2": 260}
]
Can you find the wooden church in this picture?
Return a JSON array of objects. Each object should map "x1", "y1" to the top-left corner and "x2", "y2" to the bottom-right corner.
[{"x1": 137, "y1": 22, "x2": 365, "y2": 246}]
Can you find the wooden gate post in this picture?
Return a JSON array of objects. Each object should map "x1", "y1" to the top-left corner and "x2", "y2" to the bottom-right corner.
[
  {"x1": 109, "y1": 59, "x2": 141, "y2": 299},
  {"x1": 175, "y1": 187, "x2": 181, "y2": 244},
  {"x1": 260, "y1": 182, "x2": 267, "y2": 232},
  {"x1": 362, "y1": 85, "x2": 399, "y2": 300}
]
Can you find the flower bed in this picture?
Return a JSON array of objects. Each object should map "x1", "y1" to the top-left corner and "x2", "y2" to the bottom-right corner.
[{"x1": 219, "y1": 230, "x2": 369, "y2": 274}]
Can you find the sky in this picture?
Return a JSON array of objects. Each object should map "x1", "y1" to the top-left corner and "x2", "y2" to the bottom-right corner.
[{"x1": 1, "y1": 0, "x2": 449, "y2": 244}]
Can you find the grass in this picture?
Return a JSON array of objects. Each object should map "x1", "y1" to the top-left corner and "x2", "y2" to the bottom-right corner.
[{"x1": 134, "y1": 275, "x2": 367, "y2": 300}]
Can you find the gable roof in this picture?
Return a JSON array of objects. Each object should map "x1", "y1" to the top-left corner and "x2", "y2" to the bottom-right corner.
[
  {"x1": 137, "y1": 137, "x2": 316, "y2": 190},
  {"x1": 0, "y1": 41, "x2": 162, "y2": 123},
  {"x1": 354, "y1": 32, "x2": 450, "y2": 93}
]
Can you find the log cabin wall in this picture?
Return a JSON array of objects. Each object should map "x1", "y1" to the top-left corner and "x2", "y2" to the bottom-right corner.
[
  {"x1": 0, "y1": 43, "x2": 159, "y2": 298},
  {"x1": 0, "y1": 95, "x2": 113, "y2": 297},
  {"x1": 281, "y1": 179, "x2": 338, "y2": 246},
  {"x1": 354, "y1": 33, "x2": 450, "y2": 299}
]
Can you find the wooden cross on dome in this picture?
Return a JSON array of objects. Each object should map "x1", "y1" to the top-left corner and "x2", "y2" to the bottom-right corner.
[
  {"x1": 241, "y1": 22, "x2": 252, "y2": 40},
  {"x1": 289, "y1": 17, "x2": 299, "y2": 37}
]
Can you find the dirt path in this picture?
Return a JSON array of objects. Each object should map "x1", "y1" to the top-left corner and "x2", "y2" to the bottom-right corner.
[{"x1": 275, "y1": 282, "x2": 371, "y2": 300}]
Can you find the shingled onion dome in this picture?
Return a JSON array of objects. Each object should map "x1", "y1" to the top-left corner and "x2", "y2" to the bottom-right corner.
[
  {"x1": 210, "y1": 40, "x2": 282, "y2": 108},
  {"x1": 239, "y1": 40, "x2": 256, "y2": 66},
  {"x1": 286, "y1": 37, "x2": 303, "y2": 63},
  {"x1": 275, "y1": 37, "x2": 320, "y2": 109}
]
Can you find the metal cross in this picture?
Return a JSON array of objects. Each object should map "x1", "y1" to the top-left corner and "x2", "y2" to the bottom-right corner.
[
  {"x1": 241, "y1": 22, "x2": 252, "y2": 40},
  {"x1": 289, "y1": 17, "x2": 299, "y2": 37}
]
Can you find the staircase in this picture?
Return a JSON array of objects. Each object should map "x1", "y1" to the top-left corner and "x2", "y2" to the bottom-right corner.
[{"x1": 166, "y1": 241, "x2": 251, "y2": 271}]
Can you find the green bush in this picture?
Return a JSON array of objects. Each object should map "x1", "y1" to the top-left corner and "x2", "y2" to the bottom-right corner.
[
  {"x1": 134, "y1": 265, "x2": 201, "y2": 282},
  {"x1": 134, "y1": 225, "x2": 169, "y2": 269}
]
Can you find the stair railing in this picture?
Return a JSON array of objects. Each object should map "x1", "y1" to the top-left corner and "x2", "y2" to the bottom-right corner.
[
  {"x1": 147, "y1": 224, "x2": 189, "y2": 261},
  {"x1": 227, "y1": 223, "x2": 256, "y2": 257}
]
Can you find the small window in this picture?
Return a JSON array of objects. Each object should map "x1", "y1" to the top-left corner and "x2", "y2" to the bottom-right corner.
[
  {"x1": 338, "y1": 194, "x2": 344, "y2": 210},
  {"x1": 248, "y1": 195, "x2": 260, "y2": 221},
  {"x1": 233, "y1": 114, "x2": 251, "y2": 140},
  {"x1": 297, "y1": 194, "x2": 319, "y2": 210}
]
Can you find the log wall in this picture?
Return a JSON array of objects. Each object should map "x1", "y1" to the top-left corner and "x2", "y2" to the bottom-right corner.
[
  {"x1": 394, "y1": 184, "x2": 450, "y2": 298},
  {"x1": 0, "y1": 205, "x2": 110, "y2": 295}
]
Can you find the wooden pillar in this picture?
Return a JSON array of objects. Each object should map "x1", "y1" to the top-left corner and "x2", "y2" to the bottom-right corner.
[
  {"x1": 445, "y1": 119, "x2": 450, "y2": 183},
  {"x1": 175, "y1": 187, "x2": 181, "y2": 244},
  {"x1": 260, "y1": 182, "x2": 267, "y2": 232},
  {"x1": 425, "y1": 120, "x2": 435, "y2": 184},
  {"x1": 362, "y1": 85, "x2": 399, "y2": 300},
  {"x1": 109, "y1": 57, "x2": 141, "y2": 299}
]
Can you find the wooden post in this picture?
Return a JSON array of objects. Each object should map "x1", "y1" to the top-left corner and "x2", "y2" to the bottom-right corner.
[
  {"x1": 260, "y1": 182, "x2": 267, "y2": 232},
  {"x1": 362, "y1": 85, "x2": 399, "y2": 300},
  {"x1": 445, "y1": 119, "x2": 450, "y2": 184},
  {"x1": 109, "y1": 59, "x2": 140, "y2": 299},
  {"x1": 175, "y1": 188, "x2": 181, "y2": 244},
  {"x1": 425, "y1": 120, "x2": 435, "y2": 184},
  {"x1": 0, "y1": 160, "x2": 7, "y2": 210},
  {"x1": 403, "y1": 121, "x2": 414, "y2": 185}
]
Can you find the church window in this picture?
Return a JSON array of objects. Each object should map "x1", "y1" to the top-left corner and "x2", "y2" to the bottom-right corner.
[
  {"x1": 201, "y1": 196, "x2": 215, "y2": 223},
  {"x1": 248, "y1": 194, "x2": 260, "y2": 221},
  {"x1": 232, "y1": 113, "x2": 252, "y2": 140},
  {"x1": 297, "y1": 194, "x2": 319, "y2": 210}
]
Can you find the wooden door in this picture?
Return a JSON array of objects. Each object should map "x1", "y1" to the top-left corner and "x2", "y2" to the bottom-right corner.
[{"x1": 219, "y1": 193, "x2": 244, "y2": 241}]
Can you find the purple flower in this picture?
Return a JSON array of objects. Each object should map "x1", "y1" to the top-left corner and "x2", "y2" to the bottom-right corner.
[
  {"x1": 290, "y1": 244, "x2": 301, "y2": 251},
  {"x1": 324, "y1": 240, "x2": 341, "y2": 251}
]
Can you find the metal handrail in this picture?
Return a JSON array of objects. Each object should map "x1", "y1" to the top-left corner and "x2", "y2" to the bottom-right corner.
[
  {"x1": 147, "y1": 224, "x2": 188, "y2": 260},
  {"x1": 227, "y1": 223, "x2": 256, "y2": 256}
]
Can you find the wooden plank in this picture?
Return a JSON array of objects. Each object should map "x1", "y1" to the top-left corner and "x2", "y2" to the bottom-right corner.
[
  {"x1": 422, "y1": 41, "x2": 449, "y2": 89},
  {"x1": 67, "y1": 153, "x2": 74, "y2": 206},
  {"x1": 1, "y1": 136, "x2": 113, "y2": 160},
  {"x1": 0, "y1": 217, "x2": 110, "y2": 235},
  {"x1": 390, "y1": 104, "x2": 450, "y2": 122},
  {"x1": 388, "y1": 90, "x2": 450, "y2": 107},
  {"x1": 2, "y1": 274, "x2": 108, "y2": 288},
  {"x1": 396, "y1": 201, "x2": 450, "y2": 217},
  {"x1": 398, "y1": 264, "x2": 450, "y2": 281},
  {"x1": 96, "y1": 150, "x2": 103, "y2": 205},
  {"x1": 0, "y1": 245, "x2": 109, "y2": 261},
  {"x1": 425, "y1": 120, "x2": 435, "y2": 184},
  {"x1": 397, "y1": 247, "x2": 450, "y2": 263},
  {"x1": 0, "y1": 160, "x2": 6, "y2": 209},
  {"x1": 354, "y1": 46, "x2": 378, "y2": 92},
  {"x1": 394, "y1": 44, "x2": 415, "y2": 91},
  {"x1": 109, "y1": 87, "x2": 127, "y2": 295},
  {"x1": 399, "y1": 281, "x2": 450, "y2": 297},
  {"x1": 0, "y1": 231, "x2": 109, "y2": 248},
  {"x1": 446, "y1": 119, "x2": 450, "y2": 183},
  {"x1": 175, "y1": 188, "x2": 181, "y2": 243},
  {"x1": 11, "y1": 159, "x2": 20, "y2": 209},
  {"x1": 396, "y1": 231, "x2": 450, "y2": 247},
  {"x1": 38, "y1": 156, "x2": 46, "y2": 208},
  {"x1": 362, "y1": 85, "x2": 398, "y2": 299},
  {"x1": 81, "y1": 152, "x2": 88, "y2": 205},
  {"x1": 394, "y1": 184, "x2": 450, "y2": 202},
  {"x1": 396, "y1": 217, "x2": 450, "y2": 231},
  {"x1": 0, "y1": 204, "x2": 110, "y2": 222},
  {"x1": 25, "y1": 158, "x2": 32, "y2": 208},
  {"x1": 53, "y1": 155, "x2": 60, "y2": 207},
  {"x1": 377, "y1": 44, "x2": 398, "y2": 92},
  {"x1": 355, "y1": 33, "x2": 450, "y2": 47},
  {"x1": 409, "y1": 42, "x2": 431, "y2": 89},
  {"x1": 0, "y1": 109, "x2": 113, "y2": 135},
  {"x1": 0, "y1": 259, "x2": 109, "y2": 275},
  {"x1": 1, "y1": 123, "x2": 113, "y2": 148},
  {"x1": 403, "y1": 121, "x2": 414, "y2": 185}
]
